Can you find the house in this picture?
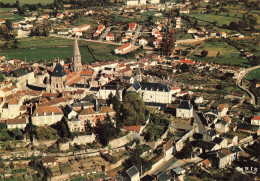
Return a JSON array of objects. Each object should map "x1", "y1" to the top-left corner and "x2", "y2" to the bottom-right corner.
[
  {"x1": 67, "y1": 117, "x2": 85, "y2": 132},
  {"x1": 148, "y1": 0, "x2": 160, "y2": 4},
  {"x1": 212, "y1": 137, "x2": 228, "y2": 148},
  {"x1": 63, "y1": 104, "x2": 77, "y2": 119},
  {"x1": 251, "y1": 116, "x2": 260, "y2": 126},
  {"x1": 32, "y1": 106, "x2": 63, "y2": 127},
  {"x1": 176, "y1": 100, "x2": 193, "y2": 118},
  {"x1": 78, "y1": 105, "x2": 115, "y2": 127},
  {"x1": 126, "y1": 165, "x2": 140, "y2": 181},
  {"x1": 180, "y1": 9, "x2": 190, "y2": 14},
  {"x1": 98, "y1": 85, "x2": 123, "y2": 101},
  {"x1": 123, "y1": 125, "x2": 142, "y2": 134},
  {"x1": 128, "y1": 82, "x2": 174, "y2": 104},
  {"x1": 187, "y1": 28, "x2": 197, "y2": 34},
  {"x1": 221, "y1": 133, "x2": 238, "y2": 146},
  {"x1": 72, "y1": 24, "x2": 90, "y2": 32},
  {"x1": 122, "y1": 37, "x2": 128, "y2": 43},
  {"x1": 126, "y1": 0, "x2": 139, "y2": 6},
  {"x1": 203, "y1": 129, "x2": 218, "y2": 142},
  {"x1": 215, "y1": 120, "x2": 229, "y2": 133},
  {"x1": 122, "y1": 76, "x2": 135, "y2": 84},
  {"x1": 129, "y1": 22, "x2": 137, "y2": 31},
  {"x1": 218, "y1": 149, "x2": 235, "y2": 168},
  {"x1": 56, "y1": 13, "x2": 64, "y2": 19},
  {"x1": 106, "y1": 34, "x2": 115, "y2": 41},
  {"x1": 114, "y1": 43, "x2": 132, "y2": 54},
  {"x1": 138, "y1": 38, "x2": 148, "y2": 46},
  {"x1": 42, "y1": 157, "x2": 57, "y2": 168},
  {"x1": 220, "y1": 32, "x2": 227, "y2": 38},
  {"x1": 6, "y1": 118, "x2": 28, "y2": 130},
  {"x1": 194, "y1": 140, "x2": 221, "y2": 153},
  {"x1": 217, "y1": 104, "x2": 228, "y2": 119},
  {"x1": 0, "y1": 19, "x2": 5, "y2": 24},
  {"x1": 172, "y1": 167, "x2": 186, "y2": 181},
  {"x1": 199, "y1": 159, "x2": 212, "y2": 168}
]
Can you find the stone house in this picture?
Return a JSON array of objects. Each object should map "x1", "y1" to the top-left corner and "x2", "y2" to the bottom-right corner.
[
  {"x1": 6, "y1": 118, "x2": 28, "y2": 130},
  {"x1": 42, "y1": 157, "x2": 57, "y2": 168},
  {"x1": 251, "y1": 116, "x2": 260, "y2": 126},
  {"x1": 128, "y1": 82, "x2": 174, "y2": 104},
  {"x1": 176, "y1": 100, "x2": 193, "y2": 118},
  {"x1": 217, "y1": 104, "x2": 228, "y2": 119},
  {"x1": 221, "y1": 133, "x2": 238, "y2": 146},
  {"x1": 32, "y1": 106, "x2": 63, "y2": 126},
  {"x1": 126, "y1": 165, "x2": 140, "y2": 181},
  {"x1": 215, "y1": 120, "x2": 229, "y2": 133}
]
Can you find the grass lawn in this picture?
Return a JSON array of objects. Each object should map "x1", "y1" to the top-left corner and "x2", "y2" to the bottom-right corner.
[
  {"x1": 0, "y1": 37, "x2": 132, "y2": 63},
  {"x1": 0, "y1": 13, "x2": 24, "y2": 20},
  {"x1": 72, "y1": 16, "x2": 98, "y2": 28},
  {"x1": 186, "y1": 13, "x2": 241, "y2": 26},
  {"x1": 246, "y1": 69, "x2": 260, "y2": 81},
  {"x1": 0, "y1": 8, "x2": 13, "y2": 13},
  {"x1": 1, "y1": 0, "x2": 54, "y2": 5}
]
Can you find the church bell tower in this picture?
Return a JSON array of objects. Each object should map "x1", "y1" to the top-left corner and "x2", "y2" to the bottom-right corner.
[{"x1": 72, "y1": 38, "x2": 82, "y2": 73}]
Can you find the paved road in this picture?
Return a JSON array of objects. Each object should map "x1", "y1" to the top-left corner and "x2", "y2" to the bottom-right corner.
[
  {"x1": 99, "y1": 26, "x2": 111, "y2": 40},
  {"x1": 131, "y1": 26, "x2": 142, "y2": 46},
  {"x1": 236, "y1": 65, "x2": 260, "y2": 105}
]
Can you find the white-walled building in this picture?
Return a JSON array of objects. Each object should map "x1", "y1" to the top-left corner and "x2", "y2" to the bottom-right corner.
[
  {"x1": 176, "y1": 100, "x2": 193, "y2": 118},
  {"x1": 251, "y1": 116, "x2": 260, "y2": 126},
  {"x1": 128, "y1": 82, "x2": 174, "y2": 104}
]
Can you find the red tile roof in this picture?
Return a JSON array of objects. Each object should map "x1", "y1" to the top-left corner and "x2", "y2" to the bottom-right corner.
[
  {"x1": 67, "y1": 76, "x2": 83, "y2": 86},
  {"x1": 123, "y1": 125, "x2": 142, "y2": 134},
  {"x1": 117, "y1": 43, "x2": 131, "y2": 51},
  {"x1": 252, "y1": 116, "x2": 260, "y2": 120},
  {"x1": 33, "y1": 106, "x2": 63, "y2": 116},
  {"x1": 181, "y1": 59, "x2": 195, "y2": 64},
  {"x1": 80, "y1": 71, "x2": 93, "y2": 76}
]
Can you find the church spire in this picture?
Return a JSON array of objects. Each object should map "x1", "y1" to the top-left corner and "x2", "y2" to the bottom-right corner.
[
  {"x1": 72, "y1": 37, "x2": 82, "y2": 73},
  {"x1": 73, "y1": 38, "x2": 81, "y2": 57}
]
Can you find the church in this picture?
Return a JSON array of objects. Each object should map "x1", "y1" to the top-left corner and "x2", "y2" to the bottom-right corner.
[{"x1": 46, "y1": 38, "x2": 94, "y2": 93}]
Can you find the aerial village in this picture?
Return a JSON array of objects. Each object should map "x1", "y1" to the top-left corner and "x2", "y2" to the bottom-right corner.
[{"x1": 0, "y1": 0, "x2": 259, "y2": 180}]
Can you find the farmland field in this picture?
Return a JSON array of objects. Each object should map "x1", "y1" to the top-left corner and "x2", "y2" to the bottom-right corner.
[
  {"x1": 246, "y1": 69, "x2": 260, "y2": 81},
  {"x1": 1, "y1": 0, "x2": 54, "y2": 5},
  {"x1": 0, "y1": 37, "x2": 134, "y2": 63},
  {"x1": 187, "y1": 39, "x2": 253, "y2": 67},
  {"x1": 186, "y1": 13, "x2": 241, "y2": 27},
  {"x1": 0, "y1": 13, "x2": 23, "y2": 20}
]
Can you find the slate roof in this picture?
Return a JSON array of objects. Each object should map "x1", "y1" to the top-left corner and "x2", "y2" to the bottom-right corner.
[
  {"x1": 126, "y1": 165, "x2": 139, "y2": 178},
  {"x1": 63, "y1": 104, "x2": 74, "y2": 116},
  {"x1": 52, "y1": 63, "x2": 66, "y2": 77},
  {"x1": 221, "y1": 133, "x2": 236, "y2": 140},
  {"x1": 194, "y1": 140, "x2": 217, "y2": 150},
  {"x1": 158, "y1": 172, "x2": 171, "y2": 181},
  {"x1": 177, "y1": 100, "x2": 192, "y2": 110},
  {"x1": 217, "y1": 120, "x2": 228, "y2": 126},
  {"x1": 8, "y1": 67, "x2": 33, "y2": 77},
  {"x1": 132, "y1": 82, "x2": 172, "y2": 92},
  {"x1": 212, "y1": 137, "x2": 224, "y2": 144}
]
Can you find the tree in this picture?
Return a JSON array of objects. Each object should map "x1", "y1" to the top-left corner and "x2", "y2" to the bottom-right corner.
[
  {"x1": 9, "y1": 128, "x2": 24, "y2": 140},
  {"x1": 96, "y1": 113, "x2": 119, "y2": 146},
  {"x1": 229, "y1": 21, "x2": 239, "y2": 30},
  {"x1": 0, "y1": 123, "x2": 6, "y2": 130},
  {"x1": 5, "y1": 19, "x2": 12, "y2": 31},
  {"x1": 10, "y1": 161, "x2": 14, "y2": 169},
  {"x1": 180, "y1": 63, "x2": 189, "y2": 72},
  {"x1": 201, "y1": 50, "x2": 208, "y2": 58},
  {"x1": 119, "y1": 92, "x2": 146, "y2": 126}
]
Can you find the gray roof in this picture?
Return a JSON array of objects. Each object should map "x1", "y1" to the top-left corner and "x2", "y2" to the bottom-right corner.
[
  {"x1": 100, "y1": 85, "x2": 123, "y2": 90},
  {"x1": 177, "y1": 100, "x2": 192, "y2": 110},
  {"x1": 126, "y1": 165, "x2": 139, "y2": 178},
  {"x1": 158, "y1": 172, "x2": 171, "y2": 181},
  {"x1": 221, "y1": 133, "x2": 235, "y2": 140},
  {"x1": 8, "y1": 67, "x2": 33, "y2": 77},
  {"x1": 52, "y1": 63, "x2": 66, "y2": 77},
  {"x1": 218, "y1": 120, "x2": 227, "y2": 126},
  {"x1": 132, "y1": 82, "x2": 172, "y2": 92},
  {"x1": 194, "y1": 140, "x2": 217, "y2": 150},
  {"x1": 212, "y1": 137, "x2": 224, "y2": 144},
  {"x1": 172, "y1": 167, "x2": 186, "y2": 174}
]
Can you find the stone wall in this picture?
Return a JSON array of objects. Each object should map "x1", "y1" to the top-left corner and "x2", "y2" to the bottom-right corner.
[
  {"x1": 70, "y1": 134, "x2": 96, "y2": 145},
  {"x1": 175, "y1": 129, "x2": 194, "y2": 151},
  {"x1": 109, "y1": 133, "x2": 131, "y2": 149}
]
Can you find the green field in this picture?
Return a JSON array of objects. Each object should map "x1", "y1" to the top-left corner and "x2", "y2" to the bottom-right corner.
[
  {"x1": 0, "y1": 37, "x2": 131, "y2": 63},
  {"x1": 246, "y1": 69, "x2": 260, "y2": 81},
  {"x1": 187, "y1": 39, "x2": 253, "y2": 67},
  {"x1": 0, "y1": 13, "x2": 23, "y2": 20},
  {"x1": 186, "y1": 13, "x2": 241, "y2": 27},
  {"x1": 1, "y1": 0, "x2": 54, "y2": 5}
]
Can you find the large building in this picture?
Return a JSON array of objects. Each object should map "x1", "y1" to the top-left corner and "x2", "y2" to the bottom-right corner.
[{"x1": 128, "y1": 82, "x2": 174, "y2": 104}]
